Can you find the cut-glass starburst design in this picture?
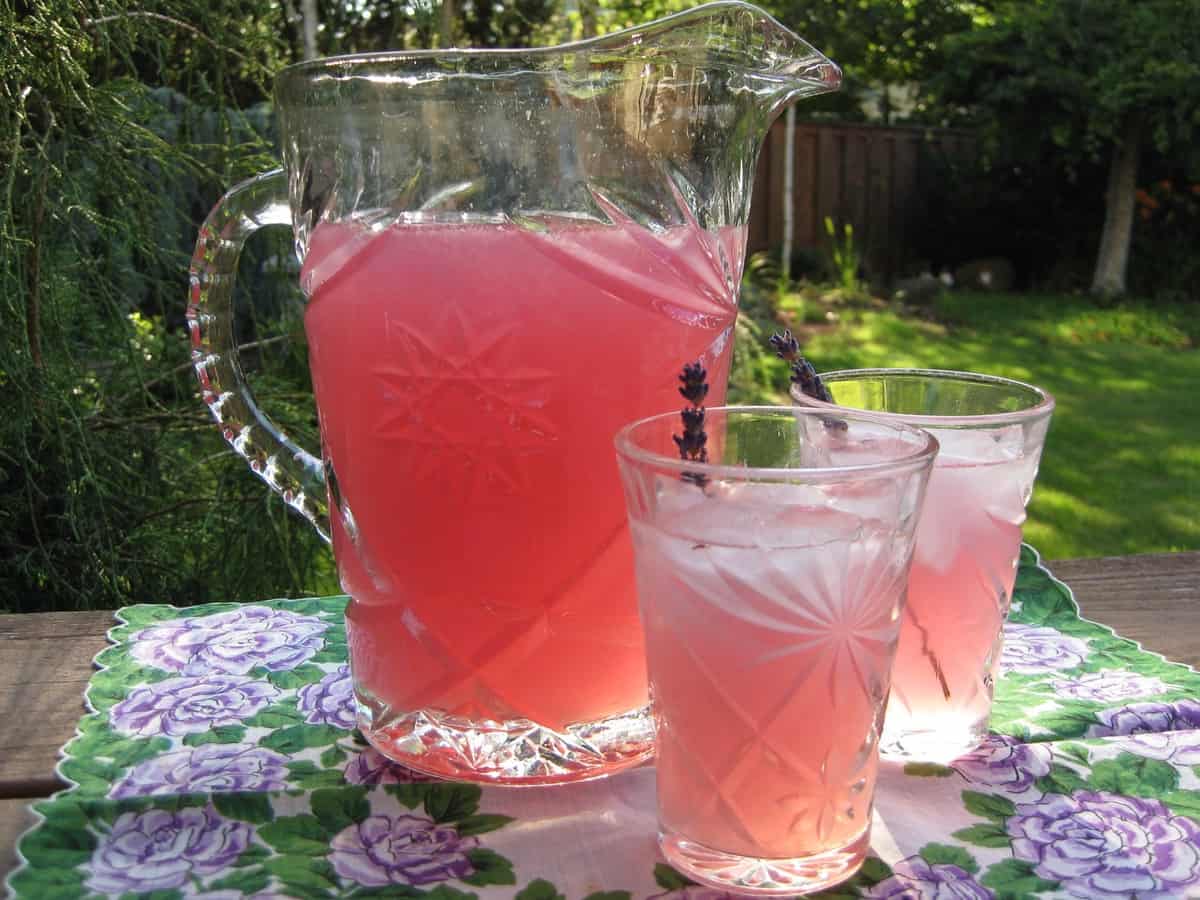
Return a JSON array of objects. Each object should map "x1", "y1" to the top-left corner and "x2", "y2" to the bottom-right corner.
[{"x1": 371, "y1": 305, "x2": 559, "y2": 497}]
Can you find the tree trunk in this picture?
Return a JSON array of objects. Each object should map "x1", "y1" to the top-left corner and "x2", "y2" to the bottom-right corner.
[
  {"x1": 299, "y1": 0, "x2": 318, "y2": 60},
  {"x1": 1090, "y1": 121, "x2": 1141, "y2": 297},
  {"x1": 439, "y1": 0, "x2": 456, "y2": 48},
  {"x1": 580, "y1": 0, "x2": 598, "y2": 38},
  {"x1": 780, "y1": 104, "x2": 796, "y2": 283}
]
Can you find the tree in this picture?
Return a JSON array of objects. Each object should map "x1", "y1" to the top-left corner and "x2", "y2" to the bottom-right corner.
[{"x1": 930, "y1": 0, "x2": 1200, "y2": 296}]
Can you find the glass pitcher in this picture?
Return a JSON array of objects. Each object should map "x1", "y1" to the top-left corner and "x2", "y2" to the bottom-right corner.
[{"x1": 188, "y1": 1, "x2": 840, "y2": 785}]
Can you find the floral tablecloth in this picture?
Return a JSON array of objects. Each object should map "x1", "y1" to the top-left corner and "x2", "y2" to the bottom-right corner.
[{"x1": 8, "y1": 546, "x2": 1200, "y2": 899}]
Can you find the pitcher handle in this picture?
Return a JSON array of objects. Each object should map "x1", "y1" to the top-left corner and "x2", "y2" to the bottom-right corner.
[{"x1": 187, "y1": 168, "x2": 330, "y2": 542}]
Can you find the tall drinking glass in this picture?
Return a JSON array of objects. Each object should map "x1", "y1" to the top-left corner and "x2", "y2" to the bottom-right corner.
[
  {"x1": 791, "y1": 370, "x2": 1055, "y2": 761},
  {"x1": 615, "y1": 407, "x2": 937, "y2": 895}
]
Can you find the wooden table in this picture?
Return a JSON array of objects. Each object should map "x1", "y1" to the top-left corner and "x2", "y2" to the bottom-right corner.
[{"x1": 2, "y1": 551, "x2": 1198, "y2": 881}]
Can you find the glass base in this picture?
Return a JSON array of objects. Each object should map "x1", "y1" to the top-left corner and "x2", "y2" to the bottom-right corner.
[
  {"x1": 659, "y1": 826, "x2": 869, "y2": 896},
  {"x1": 879, "y1": 719, "x2": 988, "y2": 763},
  {"x1": 358, "y1": 702, "x2": 655, "y2": 786}
]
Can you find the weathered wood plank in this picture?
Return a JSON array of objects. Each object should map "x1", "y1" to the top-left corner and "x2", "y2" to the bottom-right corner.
[
  {"x1": 0, "y1": 797, "x2": 36, "y2": 883},
  {"x1": 0, "y1": 624, "x2": 107, "y2": 794},
  {"x1": 1050, "y1": 551, "x2": 1200, "y2": 669}
]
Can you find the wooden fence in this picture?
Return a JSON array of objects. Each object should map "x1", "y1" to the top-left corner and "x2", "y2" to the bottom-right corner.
[{"x1": 748, "y1": 121, "x2": 976, "y2": 281}]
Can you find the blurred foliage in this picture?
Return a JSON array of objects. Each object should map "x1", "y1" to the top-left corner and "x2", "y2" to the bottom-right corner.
[
  {"x1": 3, "y1": 0, "x2": 1197, "y2": 612},
  {"x1": 922, "y1": 0, "x2": 1200, "y2": 294},
  {"x1": 0, "y1": 0, "x2": 336, "y2": 611}
]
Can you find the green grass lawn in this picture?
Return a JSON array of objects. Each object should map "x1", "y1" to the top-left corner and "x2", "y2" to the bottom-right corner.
[{"x1": 741, "y1": 291, "x2": 1200, "y2": 561}]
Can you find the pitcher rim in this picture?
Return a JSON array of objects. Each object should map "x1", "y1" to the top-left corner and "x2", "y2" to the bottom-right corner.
[{"x1": 275, "y1": 0, "x2": 834, "y2": 82}]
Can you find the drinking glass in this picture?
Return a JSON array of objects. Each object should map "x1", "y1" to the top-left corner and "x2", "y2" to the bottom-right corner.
[
  {"x1": 615, "y1": 407, "x2": 937, "y2": 895},
  {"x1": 792, "y1": 370, "x2": 1055, "y2": 761}
]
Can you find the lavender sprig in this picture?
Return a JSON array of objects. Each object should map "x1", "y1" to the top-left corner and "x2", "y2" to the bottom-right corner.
[
  {"x1": 674, "y1": 362, "x2": 709, "y2": 488},
  {"x1": 769, "y1": 331, "x2": 946, "y2": 696},
  {"x1": 770, "y1": 330, "x2": 847, "y2": 431},
  {"x1": 769, "y1": 330, "x2": 832, "y2": 402}
]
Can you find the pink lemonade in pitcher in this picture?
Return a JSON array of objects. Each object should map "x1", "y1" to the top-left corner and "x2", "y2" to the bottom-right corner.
[{"x1": 301, "y1": 218, "x2": 742, "y2": 780}]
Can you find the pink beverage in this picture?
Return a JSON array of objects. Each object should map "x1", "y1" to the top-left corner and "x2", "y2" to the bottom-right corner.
[
  {"x1": 618, "y1": 407, "x2": 936, "y2": 895},
  {"x1": 301, "y1": 219, "x2": 741, "y2": 782},
  {"x1": 881, "y1": 448, "x2": 1038, "y2": 760},
  {"x1": 788, "y1": 369, "x2": 1055, "y2": 763},
  {"x1": 633, "y1": 503, "x2": 904, "y2": 868}
]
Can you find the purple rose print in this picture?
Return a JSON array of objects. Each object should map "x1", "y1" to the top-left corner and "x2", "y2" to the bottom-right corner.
[
  {"x1": 951, "y1": 734, "x2": 1052, "y2": 795},
  {"x1": 329, "y1": 814, "x2": 478, "y2": 887},
  {"x1": 1008, "y1": 790, "x2": 1200, "y2": 898},
  {"x1": 1120, "y1": 732, "x2": 1200, "y2": 766},
  {"x1": 864, "y1": 856, "x2": 991, "y2": 899},
  {"x1": 1000, "y1": 623, "x2": 1089, "y2": 675},
  {"x1": 130, "y1": 606, "x2": 327, "y2": 676},
  {"x1": 110, "y1": 743, "x2": 290, "y2": 798},
  {"x1": 109, "y1": 675, "x2": 279, "y2": 737},
  {"x1": 344, "y1": 747, "x2": 435, "y2": 786},
  {"x1": 297, "y1": 664, "x2": 357, "y2": 729},
  {"x1": 1086, "y1": 699, "x2": 1200, "y2": 738},
  {"x1": 84, "y1": 805, "x2": 251, "y2": 894},
  {"x1": 1050, "y1": 671, "x2": 1169, "y2": 703}
]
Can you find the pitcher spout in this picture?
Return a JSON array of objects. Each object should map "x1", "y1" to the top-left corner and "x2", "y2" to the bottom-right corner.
[{"x1": 585, "y1": 1, "x2": 842, "y2": 115}]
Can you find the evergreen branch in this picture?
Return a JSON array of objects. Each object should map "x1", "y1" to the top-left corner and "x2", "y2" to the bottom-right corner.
[{"x1": 84, "y1": 12, "x2": 256, "y2": 66}]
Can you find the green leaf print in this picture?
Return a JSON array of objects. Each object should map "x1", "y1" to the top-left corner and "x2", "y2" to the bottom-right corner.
[
  {"x1": 285, "y1": 760, "x2": 347, "y2": 789},
  {"x1": 653, "y1": 863, "x2": 695, "y2": 890},
  {"x1": 269, "y1": 664, "x2": 330, "y2": 690},
  {"x1": 952, "y1": 823, "x2": 1011, "y2": 848},
  {"x1": 425, "y1": 784, "x2": 482, "y2": 823},
  {"x1": 903, "y1": 762, "x2": 955, "y2": 777},
  {"x1": 320, "y1": 744, "x2": 348, "y2": 768},
  {"x1": 212, "y1": 791, "x2": 275, "y2": 825},
  {"x1": 961, "y1": 791, "x2": 1017, "y2": 822},
  {"x1": 311, "y1": 787, "x2": 370, "y2": 834},
  {"x1": 1055, "y1": 743, "x2": 1091, "y2": 765},
  {"x1": 259, "y1": 814, "x2": 333, "y2": 855},
  {"x1": 263, "y1": 854, "x2": 341, "y2": 896},
  {"x1": 206, "y1": 867, "x2": 272, "y2": 894},
  {"x1": 1035, "y1": 763, "x2": 1089, "y2": 796},
  {"x1": 461, "y1": 848, "x2": 517, "y2": 887},
  {"x1": 59, "y1": 757, "x2": 122, "y2": 795},
  {"x1": 1090, "y1": 753, "x2": 1179, "y2": 798},
  {"x1": 384, "y1": 782, "x2": 429, "y2": 809},
  {"x1": 16, "y1": 819, "x2": 96, "y2": 869},
  {"x1": 980, "y1": 858, "x2": 1059, "y2": 898},
  {"x1": 515, "y1": 879, "x2": 567, "y2": 900},
  {"x1": 454, "y1": 814, "x2": 515, "y2": 836},
  {"x1": 918, "y1": 843, "x2": 980, "y2": 874},
  {"x1": 243, "y1": 704, "x2": 308, "y2": 729},
  {"x1": 262, "y1": 724, "x2": 345, "y2": 754},
  {"x1": 183, "y1": 725, "x2": 247, "y2": 747},
  {"x1": 1162, "y1": 790, "x2": 1200, "y2": 820},
  {"x1": 117, "y1": 604, "x2": 182, "y2": 629},
  {"x1": 7, "y1": 865, "x2": 87, "y2": 900},
  {"x1": 1015, "y1": 585, "x2": 1076, "y2": 625},
  {"x1": 1030, "y1": 709, "x2": 1101, "y2": 740},
  {"x1": 233, "y1": 843, "x2": 272, "y2": 867}
]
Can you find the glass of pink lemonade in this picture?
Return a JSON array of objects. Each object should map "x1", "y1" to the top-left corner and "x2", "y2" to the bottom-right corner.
[
  {"x1": 792, "y1": 370, "x2": 1055, "y2": 761},
  {"x1": 616, "y1": 407, "x2": 937, "y2": 895}
]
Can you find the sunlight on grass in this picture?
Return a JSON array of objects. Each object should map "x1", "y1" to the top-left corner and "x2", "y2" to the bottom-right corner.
[{"x1": 786, "y1": 292, "x2": 1199, "y2": 560}]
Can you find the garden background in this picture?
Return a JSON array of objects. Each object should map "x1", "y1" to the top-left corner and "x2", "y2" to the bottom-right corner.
[{"x1": 2, "y1": 0, "x2": 1198, "y2": 612}]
